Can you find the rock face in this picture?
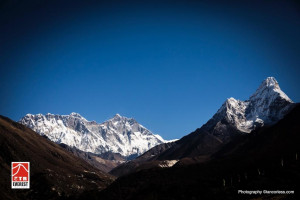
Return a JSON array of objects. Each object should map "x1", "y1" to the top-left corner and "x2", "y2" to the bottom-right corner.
[{"x1": 19, "y1": 113, "x2": 168, "y2": 157}]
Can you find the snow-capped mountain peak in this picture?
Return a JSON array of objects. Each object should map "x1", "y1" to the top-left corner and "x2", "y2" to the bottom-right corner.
[
  {"x1": 263, "y1": 77, "x2": 279, "y2": 88},
  {"x1": 250, "y1": 77, "x2": 293, "y2": 103},
  {"x1": 112, "y1": 113, "x2": 122, "y2": 120},
  {"x1": 19, "y1": 113, "x2": 168, "y2": 157},
  {"x1": 69, "y1": 112, "x2": 84, "y2": 118},
  {"x1": 206, "y1": 77, "x2": 294, "y2": 133}
]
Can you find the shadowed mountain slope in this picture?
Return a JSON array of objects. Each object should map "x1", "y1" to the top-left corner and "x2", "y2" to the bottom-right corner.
[{"x1": 0, "y1": 116, "x2": 114, "y2": 200}]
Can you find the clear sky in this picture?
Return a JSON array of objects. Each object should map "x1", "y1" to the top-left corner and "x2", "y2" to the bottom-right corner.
[{"x1": 1, "y1": 0, "x2": 299, "y2": 140}]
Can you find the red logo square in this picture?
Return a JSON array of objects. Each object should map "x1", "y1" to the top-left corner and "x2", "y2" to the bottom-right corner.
[{"x1": 11, "y1": 162, "x2": 30, "y2": 189}]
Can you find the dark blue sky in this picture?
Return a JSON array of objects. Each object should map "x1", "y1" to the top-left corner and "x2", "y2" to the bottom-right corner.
[{"x1": 1, "y1": 0, "x2": 299, "y2": 140}]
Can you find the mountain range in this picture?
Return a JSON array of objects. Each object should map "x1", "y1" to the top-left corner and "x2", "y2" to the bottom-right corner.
[{"x1": 19, "y1": 113, "x2": 170, "y2": 158}]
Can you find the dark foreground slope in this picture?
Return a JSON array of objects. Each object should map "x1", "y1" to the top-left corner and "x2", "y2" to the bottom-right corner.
[
  {"x1": 0, "y1": 116, "x2": 114, "y2": 200},
  {"x1": 92, "y1": 104, "x2": 300, "y2": 200}
]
